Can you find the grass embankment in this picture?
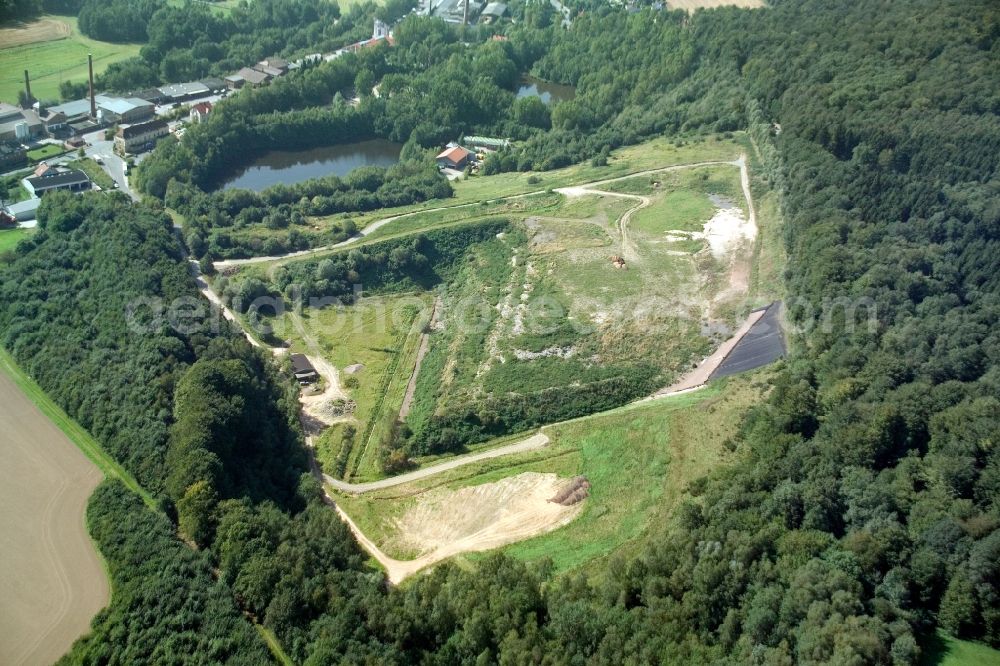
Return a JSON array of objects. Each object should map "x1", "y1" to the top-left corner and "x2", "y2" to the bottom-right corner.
[
  {"x1": 0, "y1": 15, "x2": 142, "y2": 104},
  {"x1": 229, "y1": 135, "x2": 747, "y2": 264},
  {"x1": 1, "y1": 170, "x2": 32, "y2": 203},
  {"x1": 337, "y1": 371, "x2": 771, "y2": 574},
  {"x1": 71, "y1": 158, "x2": 116, "y2": 190},
  {"x1": 262, "y1": 292, "x2": 433, "y2": 481},
  {"x1": 920, "y1": 631, "x2": 1000, "y2": 666},
  {"x1": 0, "y1": 228, "x2": 32, "y2": 253},
  {"x1": 0, "y1": 347, "x2": 155, "y2": 509}
]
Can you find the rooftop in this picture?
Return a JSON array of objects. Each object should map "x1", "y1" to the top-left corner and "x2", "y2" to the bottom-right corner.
[
  {"x1": 95, "y1": 95, "x2": 153, "y2": 115},
  {"x1": 290, "y1": 353, "x2": 316, "y2": 374},
  {"x1": 118, "y1": 118, "x2": 168, "y2": 139},
  {"x1": 157, "y1": 81, "x2": 210, "y2": 99},
  {"x1": 44, "y1": 99, "x2": 93, "y2": 118},
  {"x1": 27, "y1": 169, "x2": 89, "y2": 189},
  {"x1": 238, "y1": 68, "x2": 270, "y2": 85},
  {"x1": 437, "y1": 145, "x2": 472, "y2": 163},
  {"x1": 482, "y1": 1, "x2": 508, "y2": 16}
]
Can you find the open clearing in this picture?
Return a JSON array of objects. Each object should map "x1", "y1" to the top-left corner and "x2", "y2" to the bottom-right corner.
[
  {"x1": 258, "y1": 293, "x2": 432, "y2": 481},
  {"x1": 666, "y1": 0, "x2": 766, "y2": 10},
  {"x1": 0, "y1": 228, "x2": 32, "y2": 253},
  {"x1": 0, "y1": 361, "x2": 108, "y2": 665},
  {"x1": 919, "y1": 631, "x2": 1000, "y2": 666},
  {"x1": 390, "y1": 472, "x2": 582, "y2": 559},
  {"x1": 0, "y1": 15, "x2": 142, "y2": 104},
  {"x1": 335, "y1": 370, "x2": 772, "y2": 580}
]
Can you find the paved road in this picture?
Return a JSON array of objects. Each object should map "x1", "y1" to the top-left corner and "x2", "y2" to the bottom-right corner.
[{"x1": 326, "y1": 433, "x2": 550, "y2": 494}]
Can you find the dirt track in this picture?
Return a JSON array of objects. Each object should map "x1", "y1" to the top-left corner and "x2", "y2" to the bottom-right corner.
[
  {"x1": 326, "y1": 432, "x2": 550, "y2": 494},
  {"x1": 0, "y1": 369, "x2": 108, "y2": 666},
  {"x1": 331, "y1": 472, "x2": 579, "y2": 584}
]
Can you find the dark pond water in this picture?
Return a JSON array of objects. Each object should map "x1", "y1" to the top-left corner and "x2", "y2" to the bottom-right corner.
[
  {"x1": 515, "y1": 75, "x2": 576, "y2": 105},
  {"x1": 221, "y1": 139, "x2": 402, "y2": 191}
]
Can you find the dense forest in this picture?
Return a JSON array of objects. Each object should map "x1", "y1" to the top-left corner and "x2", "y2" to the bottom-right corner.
[{"x1": 1, "y1": 0, "x2": 998, "y2": 663}]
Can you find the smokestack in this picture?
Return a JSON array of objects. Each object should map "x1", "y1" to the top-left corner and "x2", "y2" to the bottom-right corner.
[
  {"x1": 23, "y1": 70, "x2": 32, "y2": 105},
  {"x1": 88, "y1": 54, "x2": 96, "y2": 118}
]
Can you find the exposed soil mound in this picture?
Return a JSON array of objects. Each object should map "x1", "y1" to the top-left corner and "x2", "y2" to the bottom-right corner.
[
  {"x1": 393, "y1": 472, "x2": 582, "y2": 557},
  {"x1": 549, "y1": 475, "x2": 590, "y2": 505}
]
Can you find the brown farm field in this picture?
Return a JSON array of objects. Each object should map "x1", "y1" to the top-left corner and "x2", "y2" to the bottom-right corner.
[
  {"x1": 0, "y1": 366, "x2": 108, "y2": 665},
  {"x1": 0, "y1": 15, "x2": 142, "y2": 104},
  {"x1": 0, "y1": 17, "x2": 71, "y2": 48}
]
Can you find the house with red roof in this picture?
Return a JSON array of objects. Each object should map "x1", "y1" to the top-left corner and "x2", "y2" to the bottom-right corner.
[
  {"x1": 436, "y1": 145, "x2": 473, "y2": 170},
  {"x1": 189, "y1": 101, "x2": 213, "y2": 124}
]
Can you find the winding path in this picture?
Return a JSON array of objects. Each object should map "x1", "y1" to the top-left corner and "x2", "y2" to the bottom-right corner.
[
  {"x1": 210, "y1": 158, "x2": 746, "y2": 271},
  {"x1": 326, "y1": 432, "x2": 550, "y2": 494}
]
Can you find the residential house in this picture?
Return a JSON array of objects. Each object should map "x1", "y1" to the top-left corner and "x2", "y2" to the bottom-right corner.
[
  {"x1": 189, "y1": 101, "x2": 213, "y2": 123},
  {"x1": 114, "y1": 119, "x2": 169, "y2": 155},
  {"x1": 436, "y1": 145, "x2": 473, "y2": 169},
  {"x1": 25, "y1": 169, "x2": 90, "y2": 196}
]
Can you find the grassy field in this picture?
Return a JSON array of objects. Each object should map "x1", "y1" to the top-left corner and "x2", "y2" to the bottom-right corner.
[
  {"x1": 0, "y1": 15, "x2": 142, "y2": 104},
  {"x1": 337, "y1": 371, "x2": 772, "y2": 574},
  {"x1": 627, "y1": 165, "x2": 746, "y2": 235},
  {"x1": 71, "y1": 157, "x2": 116, "y2": 190},
  {"x1": 0, "y1": 227, "x2": 32, "y2": 253},
  {"x1": 451, "y1": 134, "x2": 743, "y2": 205},
  {"x1": 260, "y1": 292, "x2": 433, "y2": 481},
  {"x1": 26, "y1": 143, "x2": 67, "y2": 162},
  {"x1": 920, "y1": 631, "x2": 1000, "y2": 666}
]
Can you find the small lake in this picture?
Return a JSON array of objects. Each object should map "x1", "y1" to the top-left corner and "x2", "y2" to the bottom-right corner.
[
  {"x1": 516, "y1": 75, "x2": 576, "y2": 105},
  {"x1": 221, "y1": 139, "x2": 403, "y2": 192}
]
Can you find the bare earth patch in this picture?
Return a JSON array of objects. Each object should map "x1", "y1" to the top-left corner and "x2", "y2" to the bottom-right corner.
[
  {"x1": 0, "y1": 17, "x2": 71, "y2": 49},
  {"x1": 333, "y1": 471, "x2": 581, "y2": 583},
  {"x1": 394, "y1": 471, "x2": 581, "y2": 557},
  {"x1": 666, "y1": 0, "x2": 765, "y2": 10}
]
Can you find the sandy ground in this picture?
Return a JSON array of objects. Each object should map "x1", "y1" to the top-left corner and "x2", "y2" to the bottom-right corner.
[
  {"x1": 300, "y1": 354, "x2": 349, "y2": 426},
  {"x1": 332, "y1": 472, "x2": 581, "y2": 584},
  {"x1": 0, "y1": 17, "x2": 71, "y2": 50},
  {"x1": 395, "y1": 472, "x2": 581, "y2": 555},
  {"x1": 0, "y1": 370, "x2": 108, "y2": 666}
]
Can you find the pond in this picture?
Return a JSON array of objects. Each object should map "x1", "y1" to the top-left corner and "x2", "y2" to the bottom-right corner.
[
  {"x1": 516, "y1": 75, "x2": 576, "y2": 105},
  {"x1": 221, "y1": 139, "x2": 403, "y2": 192}
]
